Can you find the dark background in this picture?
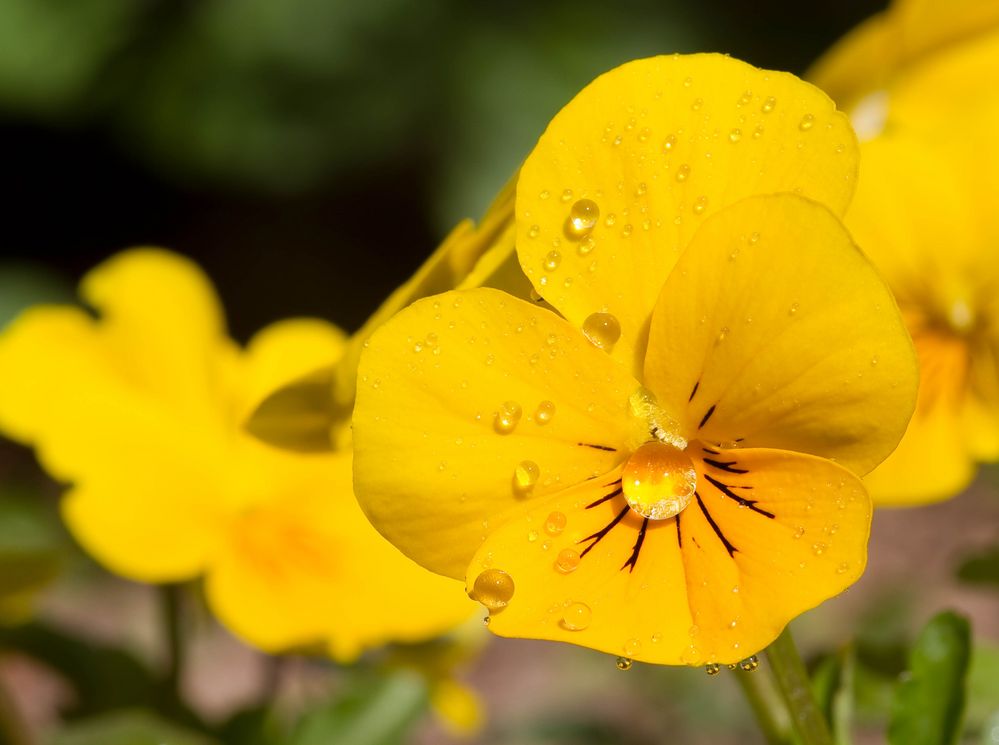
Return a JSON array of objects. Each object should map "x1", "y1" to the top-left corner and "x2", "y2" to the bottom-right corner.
[{"x1": 1, "y1": 0, "x2": 885, "y2": 341}]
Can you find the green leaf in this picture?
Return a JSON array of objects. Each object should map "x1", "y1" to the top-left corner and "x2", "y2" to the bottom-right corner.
[
  {"x1": 291, "y1": 672, "x2": 428, "y2": 745},
  {"x1": 0, "y1": 263, "x2": 75, "y2": 331},
  {"x1": 48, "y1": 710, "x2": 219, "y2": 745},
  {"x1": 888, "y1": 611, "x2": 971, "y2": 745},
  {"x1": 0, "y1": 492, "x2": 64, "y2": 618},
  {"x1": 956, "y1": 547, "x2": 999, "y2": 586},
  {"x1": 966, "y1": 643, "x2": 999, "y2": 736}
]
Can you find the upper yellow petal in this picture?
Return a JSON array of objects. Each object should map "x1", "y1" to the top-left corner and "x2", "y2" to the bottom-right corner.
[
  {"x1": 352, "y1": 287, "x2": 645, "y2": 579},
  {"x1": 517, "y1": 53, "x2": 859, "y2": 377},
  {"x1": 643, "y1": 194, "x2": 917, "y2": 476}
]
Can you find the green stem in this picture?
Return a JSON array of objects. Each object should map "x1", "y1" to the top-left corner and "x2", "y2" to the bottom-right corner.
[
  {"x1": 0, "y1": 675, "x2": 33, "y2": 745},
  {"x1": 765, "y1": 627, "x2": 832, "y2": 745},
  {"x1": 161, "y1": 584, "x2": 184, "y2": 698},
  {"x1": 731, "y1": 665, "x2": 788, "y2": 745}
]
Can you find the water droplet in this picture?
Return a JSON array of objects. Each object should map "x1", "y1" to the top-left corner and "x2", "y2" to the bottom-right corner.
[
  {"x1": 635, "y1": 182, "x2": 648, "y2": 197},
  {"x1": 622, "y1": 441, "x2": 697, "y2": 520},
  {"x1": 663, "y1": 134, "x2": 677, "y2": 151},
  {"x1": 788, "y1": 302, "x2": 799, "y2": 316},
  {"x1": 527, "y1": 529, "x2": 539, "y2": 543},
  {"x1": 568, "y1": 198, "x2": 600, "y2": 236},
  {"x1": 753, "y1": 124, "x2": 765, "y2": 139},
  {"x1": 554, "y1": 549, "x2": 580, "y2": 574},
  {"x1": 793, "y1": 526, "x2": 805, "y2": 539},
  {"x1": 761, "y1": 96, "x2": 776, "y2": 113},
  {"x1": 837, "y1": 561, "x2": 850, "y2": 575},
  {"x1": 799, "y1": 113, "x2": 815, "y2": 131},
  {"x1": 676, "y1": 164, "x2": 691, "y2": 182},
  {"x1": 638, "y1": 127, "x2": 651, "y2": 142},
  {"x1": 683, "y1": 76, "x2": 692, "y2": 88},
  {"x1": 624, "y1": 638, "x2": 642, "y2": 656},
  {"x1": 483, "y1": 615, "x2": 491, "y2": 626},
  {"x1": 578, "y1": 235, "x2": 596, "y2": 255},
  {"x1": 691, "y1": 97, "x2": 703, "y2": 111},
  {"x1": 738, "y1": 90, "x2": 753, "y2": 106},
  {"x1": 616, "y1": 657, "x2": 633, "y2": 671},
  {"x1": 494, "y1": 401, "x2": 523, "y2": 434},
  {"x1": 729, "y1": 128, "x2": 742, "y2": 143},
  {"x1": 524, "y1": 500, "x2": 558, "y2": 532},
  {"x1": 705, "y1": 663, "x2": 721, "y2": 676},
  {"x1": 605, "y1": 212, "x2": 617, "y2": 227},
  {"x1": 539, "y1": 190, "x2": 550, "y2": 200},
  {"x1": 560, "y1": 189, "x2": 574, "y2": 203},
  {"x1": 812, "y1": 542, "x2": 827, "y2": 556},
  {"x1": 528, "y1": 224, "x2": 540, "y2": 239},
  {"x1": 621, "y1": 223, "x2": 633, "y2": 238},
  {"x1": 560, "y1": 601, "x2": 591, "y2": 630},
  {"x1": 693, "y1": 195, "x2": 709, "y2": 215},
  {"x1": 544, "y1": 250, "x2": 562, "y2": 271},
  {"x1": 582, "y1": 312, "x2": 622, "y2": 350},
  {"x1": 470, "y1": 569, "x2": 515, "y2": 611},
  {"x1": 534, "y1": 400, "x2": 556, "y2": 425},
  {"x1": 514, "y1": 460, "x2": 540, "y2": 492},
  {"x1": 739, "y1": 655, "x2": 759, "y2": 672}
]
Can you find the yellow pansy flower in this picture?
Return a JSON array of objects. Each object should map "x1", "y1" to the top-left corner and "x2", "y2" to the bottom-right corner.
[
  {"x1": 0, "y1": 249, "x2": 472, "y2": 659},
  {"x1": 809, "y1": 0, "x2": 999, "y2": 139},
  {"x1": 844, "y1": 120, "x2": 999, "y2": 505},
  {"x1": 352, "y1": 54, "x2": 918, "y2": 666}
]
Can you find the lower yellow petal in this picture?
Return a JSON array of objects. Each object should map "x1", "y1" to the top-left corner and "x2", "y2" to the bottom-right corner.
[{"x1": 468, "y1": 446, "x2": 869, "y2": 666}]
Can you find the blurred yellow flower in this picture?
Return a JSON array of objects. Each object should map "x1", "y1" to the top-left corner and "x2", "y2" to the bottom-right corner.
[
  {"x1": 810, "y1": 0, "x2": 999, "y2": 139},
  {"x1": 812, "y1": 0, "x2": 999, "y2": 504},
  {"x1": 352, "y1": 54, "x2": 918, "y2": 666},
  {"x1": 0, "y1": 249, "x2": 472, "y2": 659}
]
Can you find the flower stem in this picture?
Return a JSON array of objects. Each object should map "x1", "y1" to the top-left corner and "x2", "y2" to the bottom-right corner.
[
  {"x1": 161, "y1": 584, "x2": 184, "y2": 698},
  {"x1": 765, "y1": 627, "x2": 832, "y2": 745},
  {"x1": 0, "y1": 674, "x2": 34, "y2": 745},
  {"x1": 731, "y1": 665, "x2": 788, "y2": 745}
]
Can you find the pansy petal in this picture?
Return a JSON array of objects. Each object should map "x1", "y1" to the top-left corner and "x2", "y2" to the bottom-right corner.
[
  {"x1": 206, "y1": 452, "x2": 473, "y2": 658},
  {"x1": 679, "y1": 447, "x2": 870, "y2": 663},
  {"x1": 471, "y1": 447, "x2": 869, "y2": 665},
  {"x1": 353, "y1": 288, "x2": 645, "y2": 579},
  {"x1": 516, "y1": 53, "x2": 858, "y2": 376},
  {"x1": 466, "y1": 472, "x2": 696, "y2": 664},
  {"x1": 644, "y1": 194, "x2": 917, "y2": 476},
  {"x1": 80, "y1": 249, "x2": 230, "y2": 418}
]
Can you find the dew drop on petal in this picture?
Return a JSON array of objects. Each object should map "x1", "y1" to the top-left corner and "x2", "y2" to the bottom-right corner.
[
  {"x1": 582, "y1": 312, "x2": 622, "y2": 350},
  {"x1": 494, "y1": 401, "x2": 523, "y2": 434},
  {"x1": 663, "y1": 134, "x2": 677, "y2": 151},
  {"x1": 622, "y1": 441, "x2": 697, "y2": 520},
  {"x1": 693, "y1": 195, "x2": 709, "y2": 215},
  {"x1": 568, "y1": 198, "x2": 600, "y2": 236},
  {"x1": 544, "y1": 250, "x2": 562, "y2": 271},
  {"x1": 560, "y1": 188, "x2": 574, "y2": 203},
  {"x1": 799, "y1": 113, "x2": 815, "y2": 131},
  {"x1": 578, "y1": 234, "x2": 596, "y2": 255},
  {"x1": 676, "y1": 164, "x2": 691, "y2": 182},
  {"x1": 705, "y1": 663, "x2": 721, "y2": 676},
  {"x1": 560, "y1": 601, "x2": 592, "y2": 630},
  {"x1": 616, "y1": 657, "x2": 633, "y2": 671},
  {"x1": 534, "y1": 400, "x2": 556, "y2": 425},
  {"x1": 761, "y1": 96, "x2": 776, "y2": 113},
  {"x1": 728, "y1": 128, "x2": 742, "y2": 143},
  {"x1": 528, "y1": 224, "x2": 540, "y2": 239},
  {"x1": 513, "y1": 460, "x2": 540, "y2": 492},
  {"x1": 470, "y1": 569, "x2": 515, "y2": 611},
  {"x1": 545, "y1": 511, "x2": 567, "y2": 536},
  {"x1": 812, "y1": 542, "x2": 827, "y2": 556},
  {"x1": 739, "y1": 655, "x2": 760, "y2": 672},
  {"x1": 554, "y1": 548, "x2": 580, "y2": 574}
]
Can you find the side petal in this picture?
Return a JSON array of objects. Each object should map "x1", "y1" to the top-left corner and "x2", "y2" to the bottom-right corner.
[
  {"x1": 205, "y1": 452, "x2": 473, "y2": 657},
  {"x1": 644, "y1": 194, "x2": 917, "y2": 476},
  {"x1": 517, "y1": 53, "x2": 858, "y2": 376},
  {"x1": 352, "y1": 288, "x2": 645, "y2": 579}
]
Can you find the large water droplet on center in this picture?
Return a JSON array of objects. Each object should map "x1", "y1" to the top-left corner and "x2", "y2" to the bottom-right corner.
[
  {"x1": 622, "y1": 441, "x2": 697, "y2": 520},
  {"x1": 470, "y1": 568, "x2": 515, "y2": 611}
]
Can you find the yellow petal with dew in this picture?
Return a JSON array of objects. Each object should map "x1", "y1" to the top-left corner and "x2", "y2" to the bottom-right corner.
[
  {"x1": 470, "y1": 446, "x2": 868, "y2": 665},
  {"x1": 516, "y1": 53, "x2": 859, "y2": 377},
  {"x1": 332, "y1": 173, "x2": 519, "y2": 411},
  {"x1": 466, "y1": 470, "x2": 696, "y2": 664},
  {"x1": 643, "y1": 194, "x2": 917, "y2": 476},
  {"x1": 352, "y1": 288, "x2": 645, "y2": 579},
  {"x1": 678, "y1": 446, "x2": 870, "y2": 664}
]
